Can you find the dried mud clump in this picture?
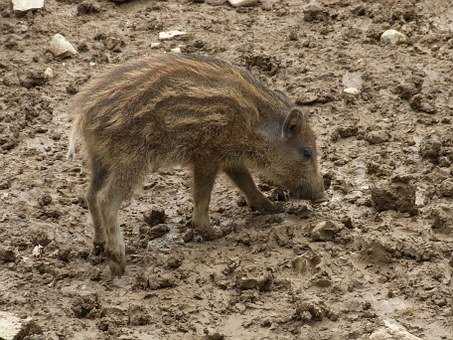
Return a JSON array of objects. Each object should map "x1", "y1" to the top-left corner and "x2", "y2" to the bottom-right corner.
[
  {"x1": 72, "y1": 293, "x2": 102, "y2": 319},
  {"x1": 292, "y1": 299, "x2": 338, "y2": 323},
  {"x1": 371, "y1": 180, "x2": 417, "y2": 215},
  {"x1": 143, "y1": 209, "x2": 167, "y2": 226},
  {"x1": 429, "y1": 204, "x2": 453, "y2": 231},
  {"x1": 127, "y1": 305, "x2": 150, "y2": 326},
  {"x1": 419, "y1": 135, "x2": 442, "y2": 161},
  {"x1": 0, "y1": 246, "x2": 16, "y2": 263}
]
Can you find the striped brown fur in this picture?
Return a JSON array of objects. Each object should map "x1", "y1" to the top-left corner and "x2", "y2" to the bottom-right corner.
[{"x1": 68, "y1": 53, "x2": 325, "y2": 276}]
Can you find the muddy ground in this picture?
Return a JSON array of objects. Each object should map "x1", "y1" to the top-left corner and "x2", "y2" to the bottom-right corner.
[{"x1": 0, "y1": 0, "x2": 452, "y2": 339}]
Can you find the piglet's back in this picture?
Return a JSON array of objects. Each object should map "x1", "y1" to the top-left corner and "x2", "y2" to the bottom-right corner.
[{"x1": 69, "y1": 54, "x2": 291, "y2": 164}]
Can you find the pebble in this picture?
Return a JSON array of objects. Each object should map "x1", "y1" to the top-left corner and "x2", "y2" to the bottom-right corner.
[
  {"x1": 342, "y1": 71, "x2": 362, "y2": 94},
  {"x1": 228, "y1": 0, "x2": 258, "y2": 7},
  {"x1": 343, "y1": 87, "x2": 360, "y2": 95},
  {"x1": 32, "y1": 244, "x2": 43, "y2": 257},
  {"x1": 381, "y1": 29, "x2": 407, "y2": 44},
  {"x1": 170, "y1": 46, "x2": 182, "y2": 53},
  {"x1": 49, "y1": 34, "x2": 77, "y2": 58},
  {"x1": 150, "y1": 42, "x2": 161, "y2": 48},
  {"x1": 43, "y1": 67, "x2": 54, "y2": 79},
  {"x1": 158, "y1": 30, "x2": 186, "y2": 41},
  {"x1": 12, "y1": 0, "x2": 44, "y2": 12},
  {"x1": 369, "y1": 319, "x2": 422, "y2": 340}
]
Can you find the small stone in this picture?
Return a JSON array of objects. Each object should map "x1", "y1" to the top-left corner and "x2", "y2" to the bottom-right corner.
[
  {"x1": 440, "y1": 179, "x2": 453, "y2": 197},
  {"x1": 0, "y1": 312, "x2": 41, "y2": 340},
  {"x1": 369, "y1": 319, "x2": 422, "y2": 340},
  {"x1": 419, "y1": 135, "x2": 441, "y2": 160},
  {"x1": 49, "y1": 34, "x2": 77, "y2": 58},
  {"x1": 170, "y1": 46, "x2": 182, "y2": 53},
  {"x1": 311, "y1": 221, "x2": 341, "y2": 241},
  {"x1": 158, "y1": 30, "x2": 187, "y2": 41},
  {"x1": 32, "y1": 245, "x2": 43, "y2": 257},
  {"x1": 43, "y1": 67, "x2": 54, "y2": 79},
  {"x1": 343, "y1": 87, "x2": 360, "y2": 95},
  {"x1": 12, "y1": 0, "x2": 44, "y2": 12},
  {"x1": 228, "y1": 0, "x2": 258, "y2": 7},
  {"x1": 381, "y1": 29, "x2": 407, "y2": 44},
  {"x1": 150, "y1": 42, "x2": 161, "y2": 48}
]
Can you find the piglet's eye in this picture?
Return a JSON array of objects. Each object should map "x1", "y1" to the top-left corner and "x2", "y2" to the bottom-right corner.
[{"x1": 301, "y1": 148, "x2": 313, "y2": 159}]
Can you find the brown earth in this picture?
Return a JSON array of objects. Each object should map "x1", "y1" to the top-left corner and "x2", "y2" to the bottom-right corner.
[{"x1": 0, "y1": 0, "x2": 452, "y2": 339}]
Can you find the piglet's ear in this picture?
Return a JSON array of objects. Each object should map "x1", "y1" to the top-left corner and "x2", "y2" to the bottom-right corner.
[{"x1": 282, "y1": 107, "x2": 305, "y2": 138}]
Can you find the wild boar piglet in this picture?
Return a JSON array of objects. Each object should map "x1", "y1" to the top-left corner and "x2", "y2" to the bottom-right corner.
[{"x1": 68, "y1": 53, "x2": 326, "y2": 276}]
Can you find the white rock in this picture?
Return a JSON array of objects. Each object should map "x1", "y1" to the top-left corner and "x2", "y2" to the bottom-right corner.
[
  {"x1": 150, "y1": 42, "x2": 161, "y2": 48},
  {"x1": 0, "y1": 312, "x2": 33, "y2": 340},
  {"x1": 49, "y1": 34, "x2": 77, "y2": 58},
  {"x1": 381, "y1": 29, "x2": 407, "y2": 44},
  {"x1": 12, "y1": 0, "x2": 44, "y2": 12},
  {"x1": 43, "y1": 67, "x2": 54, "y2": 79},
  {"x1": 343, "y1": 87, "x2": 360, "y2": 95},
  {"x1": 342, "y1": 71, "x2": 362, "y2": 93},
  {"x1": 158, "y1": 30, "x2": 186, "y2": 41},
  {"x1": 228, "y1": 0, "x2": 258, "y2": 7},
  {"x1": 369, "y1": 319, "x2": 422, "y2": 340},
  {"x1": 32, "y1": 244, "x2": 43, "y2": 257},
  {"x1": 170, "y1": 46, "x2": 182, "y2": 53}
]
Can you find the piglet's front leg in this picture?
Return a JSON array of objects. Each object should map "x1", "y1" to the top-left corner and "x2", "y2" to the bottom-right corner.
[{"x1": 191, "y1": 162, "x2": 227, "y2": 240}]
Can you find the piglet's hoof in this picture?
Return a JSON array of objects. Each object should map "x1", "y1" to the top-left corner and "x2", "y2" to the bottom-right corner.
[
  {"x1": 92, "y1": 241, "x2": 106, "y2": 256},
  {"x1": 106, "y1": 249, "x2": 126, "y2": 278}
]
